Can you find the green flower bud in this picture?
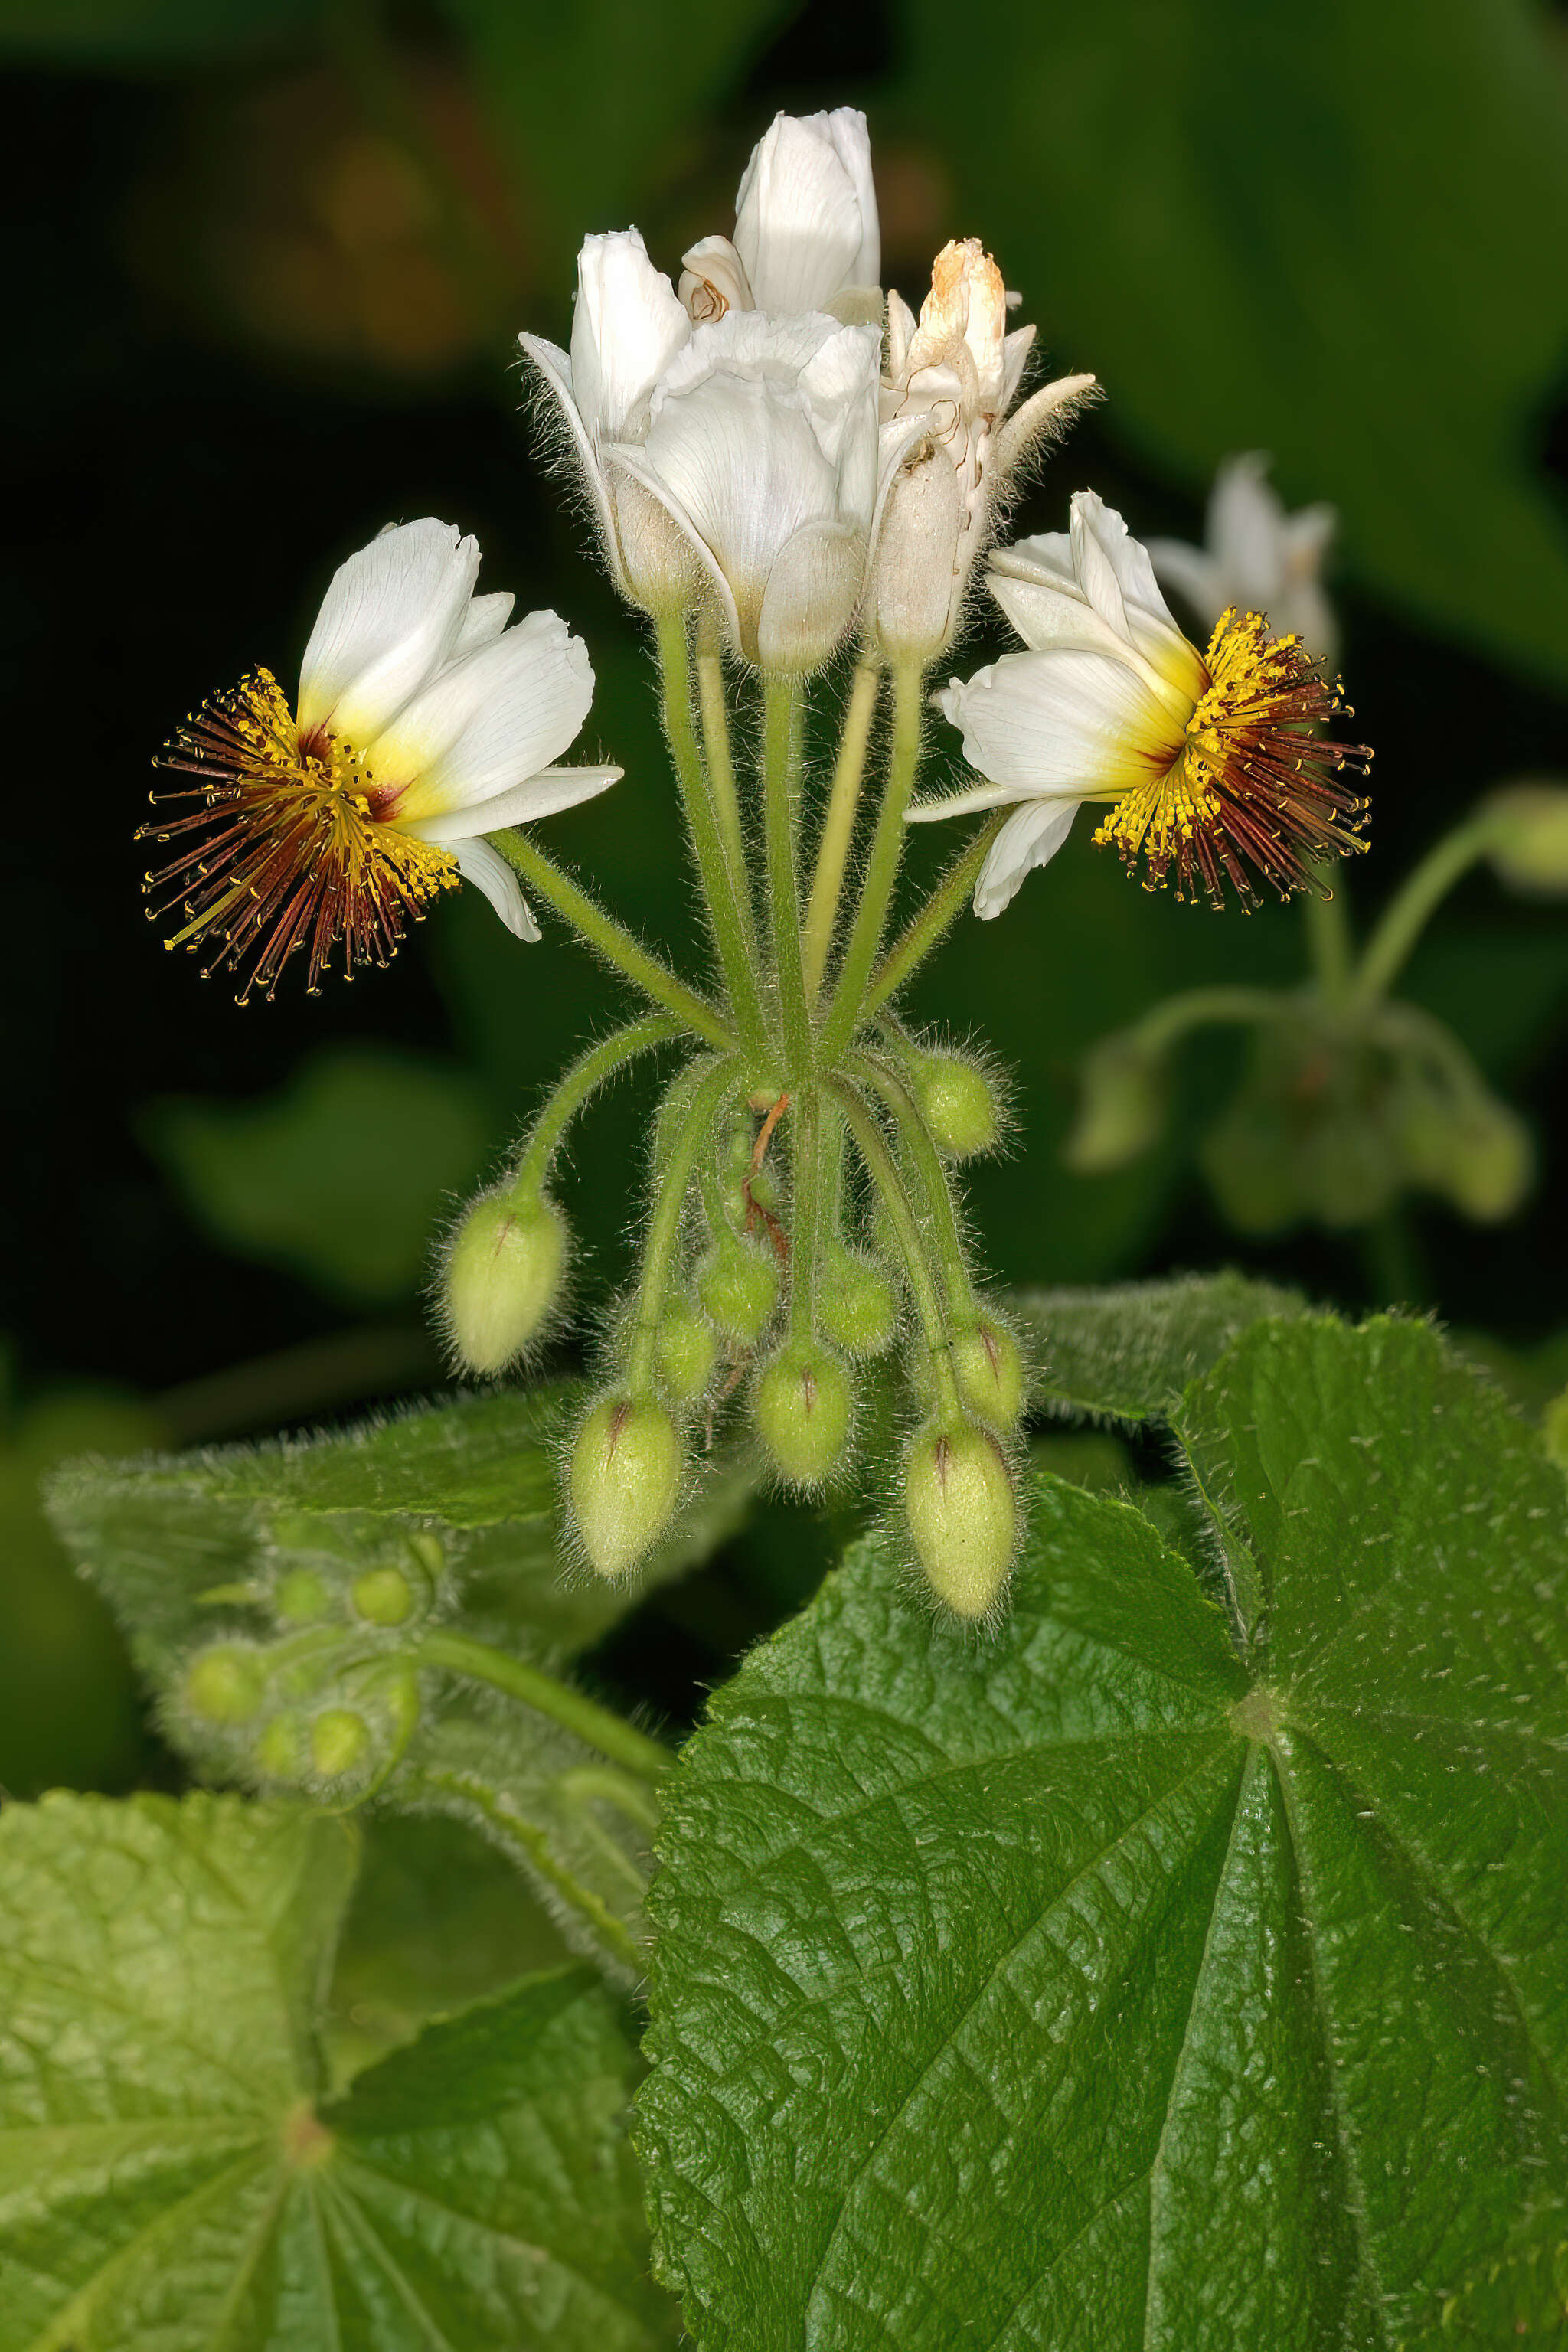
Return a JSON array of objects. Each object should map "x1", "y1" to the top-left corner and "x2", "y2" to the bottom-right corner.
[
  {"x1": 952, "y1": 1315, "x2": 1027, "y2": 1430},
  {"x1": 655, "y1": 1297, "x2": 717, "y2": 1403},
  {"x1": 697, "y1": 1231, "x2": 779, "y2": 1342},
  {"x1": 818, "y1": 1245, "x2": 898, "y2": 1359},
  {"x1": 273, "y1": 1568, "x2": 334, "y2": 1625},
  {"x1": 185, "y1": 1644, "x2": 266, "y2": 1726},
  {"x1": 570, "y1": 1394, "x2": 684, "y2": 1579},
  {"x1": 255, "y1": 1710, "x2": 306, "y2": 1780},
  {"x1": 911, "y1": 1052, "x2": 998, "y2": 1158},
  {"x1": 351, "y1": 1566, "x2": 416, "y2": 1627},
  {"x1": 443, "y1": 1191, "x2": 567, "y2": 1375},
  {"x1": 1064, "y1": 1034, "x2": 1166, "y2": 1174},
  {"x1": 904, "y1": 1423, "x2": 1017, "y2": 1619},
  {"x1": 1487, "y1": 782, "x2": 1568, "y2": 896},
  {"x1": 1441, "y1": 1096, "x2": 1534, "y2": 1223},
  {"x1": 754, "y1": 1340, "x2": 854, "y2": 1485},
  {"x1": 310, "y1": 1707, "x2": 371, "y2": 1778}
]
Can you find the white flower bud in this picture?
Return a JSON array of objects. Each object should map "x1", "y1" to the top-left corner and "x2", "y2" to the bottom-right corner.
[
  {"x1": 570, "y1": 1394, "x2": 684, "y2": 1579},
  {"x1": 754, "y1": 1340, "x2": 854, "y2": 1486},
  {"x1": 443, "y1": 1191, "x2": 567, "y2": 1375},
  {"x1": 904, "y1": 1421, "x2": 1018, "y2": 1619}
]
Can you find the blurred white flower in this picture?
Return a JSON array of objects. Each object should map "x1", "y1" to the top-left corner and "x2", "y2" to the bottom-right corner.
[
  {"x1": 871, "y1": 238, "x2": 1095, "y2": 663},
  {"x1": 678, "y1": 108, "x2": 881, "y2": 327},
  {"x1": 1147, "y1": 452, "x2": 1338, "y2": 660},
  {"x1": 913, "y1": 490, "x2": 1368, "y2": 916},
  {"x1": 142, "y1": 520, "x2": 619, "y2": 995}
]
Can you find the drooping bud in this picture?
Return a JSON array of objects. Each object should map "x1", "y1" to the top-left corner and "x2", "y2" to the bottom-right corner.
[
  {"x1": 952, "y1": 1315, "x2": 1027, "y2": 1429},
  {"x1": 1487, "y1": 782, "x2": 1568, "y2": 897},
  {"x1": 570, "y1": 1394, "x2": 684, "y2": 1579},
  {"x1": 754, "y1": 1339, "x2": 854, "y2": 1485},
  {"x1": 310, "y1": 1707, "x2": 371, "y2": 1778},
  {"x1": 910, "y1": 1050, "x2": 999, "y2": 1158},
  {"x1": 351, "y1": 1566, "x2": 418, "y2": 1628},
  {"x1": 1439, "y1": 1095, "x2": 1534, "y2": 1223},
  {"x1": 655, "y1": 1296, "x2": 718, "y2": 1403},
  {"x1": 185, "y1": 1644, "x2": 266, "y2": 1726},
  {"x1": 1064, "y1": 1034, "x2": 1166, "y2": 1173},
  {"x1": 273, "y1": 1568, "x2": 334, "y2": 1625},
  {"x1": 697, "y1": 1231, "x2": 780, "y2": 1343},
  {"x1": 818, "y1": 1244, "x2": 899, "y2": 1358},
  {"x1": 255, "y1": 1711, "x2": 306, "y2": 1781},
  {"x1": 443, "y1": 1190, "x2": 567, "y2": 1376},
  {"x1": 904, "y1": 1421, "x2": 1017, "y2": 1619}
]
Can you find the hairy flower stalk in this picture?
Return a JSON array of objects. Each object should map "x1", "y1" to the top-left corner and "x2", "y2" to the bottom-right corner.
[{"x1": 142, "y1": 110, "x2": 1375, "y2": 1617}]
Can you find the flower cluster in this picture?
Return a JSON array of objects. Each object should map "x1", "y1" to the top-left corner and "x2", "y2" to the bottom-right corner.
[{"x1": 143, "y1": 107, "x2": 1374, "y2": 1618}]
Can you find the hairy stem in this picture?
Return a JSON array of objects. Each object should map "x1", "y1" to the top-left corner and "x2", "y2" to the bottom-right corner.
[
  {"x1": 494, "y1": 831, "x2": 733, "y2": 1051},
  {"x1": 512, "y1": 1013, "x2": 682, "y2": 1194},
  {"x1": 694, "y1": 638, "x2": 751, "y2": 930},
  {"x1": 627, "y1": 1054, "x2": 742, "y2": 1387},
  {"x1": 1301, "y1": 858, "x2": 1354, "y2": 1004},
  {"x1": 803, "y1": 659, "x2": 881, "y2": 1002},
  {"x1": 851, "y1": 1048, "x2": 972, "y2": 1319},
  {"x1": 763, "y1": 672, "x2": 811, "y2": 1073},
  {"x1": 864, "y1": 812, "x2": 1007, "y2": 1019},
  {"x1": 831, "y1": 1076, "x2": 962, "y2": 1419},
  {"x1": 786, "y1": 1085, "x2": 822, "y2": 1333},
  {"x1": 821, "y1": 660, "x2": 925, "y2": 1062},
  {"x1": 1129, "y1": 985, "x2": 1289, "y2": 1056},
  {"x1": 1351, "y1": 812, "x2": 1505, "y2": 1010},
  {"x1": 417, "y1": 1628, "x2": 670, "y2": 1779},
  {"x1": 655, "y1": 615, "x2": 767, "y2": 1051}
]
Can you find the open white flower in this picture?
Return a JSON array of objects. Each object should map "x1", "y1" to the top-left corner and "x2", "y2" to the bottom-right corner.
[
  {"x1": 913, "y1": 489, "x2": 1369, "y2": 916},
  {"x1": 678, "y1": 107, "x2": 880, "y2": 327},
  {"x1": 872, "y1": 238, "x2": 1096, "y2": 663},
  {"x1": 142, "y1": 519, "x2": 619, "y2": 998},
  {"x1": 1147, "y1": 452, "x2": 1338, "y2": 660}
]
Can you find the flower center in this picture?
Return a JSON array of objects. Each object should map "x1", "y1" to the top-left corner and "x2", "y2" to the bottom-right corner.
[
  {"x1": 1092, "y1": 609, "x2": 1371, "y2": 905},
  {"x1": 139, "y1": 668, "x2": 459, "y2": 1000}
]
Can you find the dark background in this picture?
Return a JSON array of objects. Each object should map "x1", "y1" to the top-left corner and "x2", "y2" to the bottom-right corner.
[{"x1": 3, "y1": 0, "x2": 1565, "y2": 1792}]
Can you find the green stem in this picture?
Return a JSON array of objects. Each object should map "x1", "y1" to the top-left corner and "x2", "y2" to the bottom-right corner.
[
  {"x1": 831, "y1": 1077, "x2": 962, "y2": 1418},
  {"x1": 694, "y1": 638, "x2": 751, "y2": 926},
  {"x1": 416, "y1": 1628, "x2": 670, "y2": 1779},
  {"x1": 493, "y1": 831, "x2": 733, "y2": 1052},
  {"x1": 787, "y1": 1086, "x2": 822, "y2": 1333},
  {"x1": 512, "y1": 1014, "x2": 681, "y2": 1194},
  {"x1": 763, "y1": 673, "x2": 811, "y2": 1073},
  {"x1": 864, "y1": 812, "x2": 1007, "y2": 1020},
  {"x1": 627, "y1": 1054, "x2": 741, "y2": 1387},
  {"x1": 851, "y1": 1049, "x2": 972, "y2": 1318},
  {"x1": 655, "y1": 616, "x2": 768, "y2": 1052},
  {"x1": 1130, "y1": 985, "x2": 1289, "y2": 1057},
  {"x1": 803, "y1": 659, "x2": 881, "y2": 1001},
  {"x1": 1351, "y1": 812, "x2": 1504, "y2": 1010},
  {"x1": 821, "y1": 660, "x2": 925, "y2": 1063},
  {"x1": 1302, "y1": 858, "x2": 1354, "y2": 1003}
]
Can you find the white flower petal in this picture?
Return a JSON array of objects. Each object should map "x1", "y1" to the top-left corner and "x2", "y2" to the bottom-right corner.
[
  {"x1": 988, "y1": 570, "x2": 1140, "y2": 660},
  {"x1": 406, "y1": 763, "x2": 621, "y2": 841},
  {"x1": 570, "y1": 230, "x2": 690, "y2": 442},
  {"x1": 298, "y1": 518, "x2": 479, "y2": 747},
  {"x1": 452, "y1": 592, "x2": 514, "y2": 658},
  {"x1": 733, "y1": 108, "x2": 879, "y2": 315},
  {"x1": 366, "y1": 611, "x2": 595, "y2": 820},
  {"x1": 678, "y1": 234, "x2": 753, "y2": 320},
  {"x1": 974, "y1": 798, "x2": 1082, "y2": 917},
  {"x1": 449, "y1": 838, "x2": 539, "y2": 941},
  {"x1": 1208, "y1": 452, "x2": 1286, "y2": 599},
  {"x1": 518, "y1": 332, "x2": 622, "y2": 590},
  {"x1": 938, "y1": 645, "x2": 1180, "y2": 796}
]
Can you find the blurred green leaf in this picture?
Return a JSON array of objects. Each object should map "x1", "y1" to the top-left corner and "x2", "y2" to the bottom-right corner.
[
  {"x1": 896, "y1": 0, "x2": 1568, "y2": 687},
  {"x1": 0, "y1": 0, "x2": 321, "y2": 66},
  {"x1": 139, "y1": 1044, "x2": 495, "y2": 1305},
  {"x1": 1014, "y1": 1269, "x2": 1305, "y2": 1421}
]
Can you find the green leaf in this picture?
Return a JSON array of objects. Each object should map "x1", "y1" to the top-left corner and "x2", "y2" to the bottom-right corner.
[
  {"x1": 1014, "y1": 1269, "x2": 1305, "y2": 1420},
  {"x1": 0, "y1": 0, "x2": 319, "y2": 67},
  {"x1": 0, "y1": 1790, "x2": 675, "y2": 2350},
  {"x1": 639, "y1": 1315, "x2": 1568, "y2": 2349},
  {"x1": 894, "y1": 0, "x2": 1568, "y2": 688},
  {"x1": 139, "y1": 1046, "x2": 495, "y2": 1305}
]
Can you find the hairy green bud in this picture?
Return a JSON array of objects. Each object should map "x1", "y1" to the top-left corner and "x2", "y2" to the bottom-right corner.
[
  {"x1": 1487, "y1": 782, "x2": 1568, "y2": 896},
  {"x1": 351, "y1": 1566, "x2": 417, "y2": 1627},
  {"x1": 904, "y1": 1423, "x2": 1018, "y2": 1619},
  {"x1": 255, "y1": 1710, "x2": 306, "y2": 1780},
  {"x1": 443, "y1": 1191, "x2": 567, "y2": 1375},
  {"x1": 1441, "y1": 1096, "x2": 1534, "y2": 1223},
  {"x1": 697, "y1": 1231, "x2": 779, "y2": 1342},
  {"x1": 273, "y1": 1568, "x2": 334, "y2": 1625},
  {"x1": 1065, "y1": 1034, "x2": 1165, "y2": 1173},
  {"x1": 755, "y1": 1340, "x2": 854, "y2": 1485},
  {"x1": 185, "y1": 1644, "x2": 266, "y2": 1726},
  {"x1": 952, "y1": 1315, "x2": 1027, "y2": 1429},
  {"x1": 310, "y1": 1707, "x2": 371, "y2": 1778},
  {"x1": 655, "y1": 1296, "x2": 718, "y2": 1403},
  {"x1": 570, "y1": 1394, "x2": 684, "y2": 1579},
  {"x1": 912, "y1": 1051, "x2": 999, "y2": 1158},
  {"x1": 818, "y1": 1245, "x2": 898, "y2": 1359}
]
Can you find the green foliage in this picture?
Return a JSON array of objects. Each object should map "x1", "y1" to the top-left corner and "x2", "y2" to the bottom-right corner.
[
  {"x1": 0, "y1": 0, "x2": 319, "y2": 66},
  {"x1": 139, "y1": 1046, "x2": 495, "y2": 1307},
  {"x1": 897, "y1": 0, "x2": 1568, "y2": 688},
  {"x1": 1013, "y1": 1270, "x2": 1305, "y2": 1420},
  {"x1": 0, "y1": 1791, "x2": 675, "y2": 2351},
  {"x1": 638, "y1": 1314, "x2": 1568, "y2": 2349}
]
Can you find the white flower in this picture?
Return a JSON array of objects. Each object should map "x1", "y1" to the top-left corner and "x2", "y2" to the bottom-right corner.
[
  {"x1": 142, "y1": 519, "x2": 619, "y2": 996},
  {"x1": 871, "y1": 238, "x2": 1096, "y2": 663},
  {"x1": 1146, "y1": 452, "x2": 1338, "y2": 660},
  {"x1": 678, "y1": 108, "x2": 880, "y2": 327},
  {"x1": 912, "y1": 490, "x2": 1368, "y2": 917}
]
